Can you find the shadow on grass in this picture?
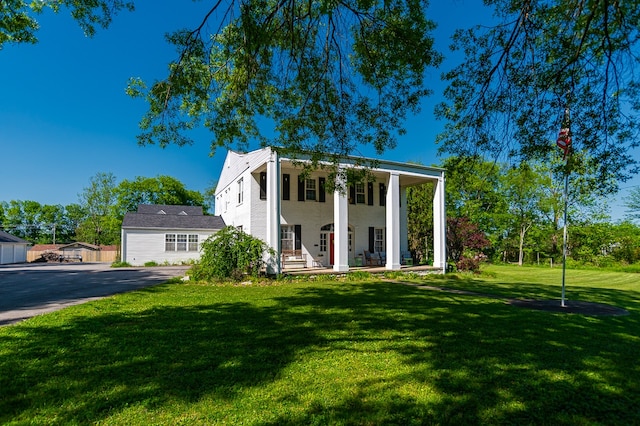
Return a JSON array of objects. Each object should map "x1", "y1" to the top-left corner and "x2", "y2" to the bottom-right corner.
[
  {"x1": 265, "y1": 281, "x2": 640, "y2": 424},
  {"x1": 0, "y1": 278, "x2": 638, "y2": 424}
]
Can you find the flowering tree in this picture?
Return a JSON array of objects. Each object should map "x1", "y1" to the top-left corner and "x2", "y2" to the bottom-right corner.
[{"x1": 446, "y1": 217, "x2": 490, "y2": 272}]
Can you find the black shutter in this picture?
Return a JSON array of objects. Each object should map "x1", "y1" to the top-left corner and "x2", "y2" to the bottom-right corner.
[
  {"x1": 259, "y1": 172, "x2": 267, "y2": 200},
  {"x1": 368, "y1": 227, "x2": 375, "y2": 253},
  {"x1": 294, "y1": 225, "x2": 302, "y2": 250},
  {"x1": 298, "y1": 175, "x2": 305, "y2": 201},
  {"x1": 379, "y1": 183, "x2": 386, "y2": 206},
  {"x1": 349, "y1": 185, "x2": 356, "y2": 204},
  {"x1": 319, "y1": 177, "x2": 326, "y2": 202},
  {"x1": 367, "y1": 182, "x2": 374, "y2": 205},
  {"x1": 283, "y1": 174, "x2": 290, "y2": 200}
]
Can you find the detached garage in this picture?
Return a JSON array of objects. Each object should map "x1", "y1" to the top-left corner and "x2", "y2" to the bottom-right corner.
[
  {"x1": 121, "y1": 204, "x2": 225, "y2": 266},
  {"x1": 0, "y1": 231, "x2": 30, "y2": 265}
]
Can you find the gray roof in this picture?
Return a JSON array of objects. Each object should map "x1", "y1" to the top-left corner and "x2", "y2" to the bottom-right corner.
[
  {"x1": 0, "y1": 230, "x2": 30, "y2": 244},
  {"x1": 59, "y1": 242, "x2": 101, "y2": 251},
  {"x1": 122, "y1": 204, "x2": 225, "y2": 230},
  {"x1": 136, "y1": 204, "x2": 204, "y2": 215}
]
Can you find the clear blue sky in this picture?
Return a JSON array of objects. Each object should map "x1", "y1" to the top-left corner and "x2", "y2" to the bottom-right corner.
[{"x1": 0, "y1": 0, "x2": 635, "y2": 220}]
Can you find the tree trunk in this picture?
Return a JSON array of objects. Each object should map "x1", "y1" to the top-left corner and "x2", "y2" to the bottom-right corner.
[{"x1": 518, "y1": 223, "x2": 531, "y2": 266}]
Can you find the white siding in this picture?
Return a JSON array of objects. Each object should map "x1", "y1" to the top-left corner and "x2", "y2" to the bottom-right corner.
[
  {"x1": 215, "y1": 147, "x2": 446, "y2": 270},
  {"x1": 122, "y1": 228, "x2": 217, "y2": 266},
  {"x1": 278, "y1": 167, "x2": 389, "y2": 266},
  {"x1": 0, "y1": 243, "x2": 28, "y2": 264}
]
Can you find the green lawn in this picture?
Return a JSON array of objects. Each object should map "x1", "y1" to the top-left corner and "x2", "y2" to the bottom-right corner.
[{"x1": 1, "y1": 265, "x2": 638, "y2": 425}]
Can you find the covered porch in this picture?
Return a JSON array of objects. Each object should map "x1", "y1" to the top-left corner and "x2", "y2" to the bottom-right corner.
[{"x1": 263, "y1": 149, "x2": 446, "y2": 275}]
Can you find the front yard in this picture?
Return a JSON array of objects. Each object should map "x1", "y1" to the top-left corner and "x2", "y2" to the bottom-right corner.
[{"x1": 1, "y1": 265, "x2": 638, "y2": 425}]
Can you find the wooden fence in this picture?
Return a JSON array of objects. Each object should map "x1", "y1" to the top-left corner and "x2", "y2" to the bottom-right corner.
[{"x1": 27, "y1": 248, "x2": 119, "y2": 263}]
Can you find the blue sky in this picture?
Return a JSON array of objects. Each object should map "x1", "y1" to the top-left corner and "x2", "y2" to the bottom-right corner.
[{"x1": 0, "y1": 0, "x2": 635, "y2": 220}]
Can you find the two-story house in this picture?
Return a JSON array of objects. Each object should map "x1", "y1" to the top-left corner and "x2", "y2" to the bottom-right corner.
[{"x1": 215, "y1": 147, "x2": 446, "y2": 274}]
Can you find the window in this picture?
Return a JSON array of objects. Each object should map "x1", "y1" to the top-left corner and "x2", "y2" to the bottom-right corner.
[
  {"x1": 177, "y1": 234, "x2": 187, "y2": 251},
  {"x1": 188, "y1": 235, "x2": 198, "y2": 251},
  {"x1": 165, "y1": 234, "x2": 176, "y2": 251},
  {"x1": 237, "y1": 178, "x2": 244, "y2": 204},
  {"x1": 282, "y1": 174, "x2": 290, "y2": 200},
  {"x1": 318, "y1": 177, "x2": 326, "y2": 202},
  {"x1": 166, "y1": 233, "x2": 200, "y2": 252},
  {"x1": 320, "y1": 233, "x2": 327, "y2": 252},
  {"x1": 374, "y1": 228, "x2": 385, "y2": 253},
  {"x1": 281, "y1": 225, "x2": 295, "y2": 252},
  {"x1": 298, "y1": 175, "x2": 305, "y2": 201},
  {"x1": 260, "y1": 172, "x2": 267, "y2": 200},
  {"x1": 355, "y1": 183, "x2": 365, "y2": 204},
  {"x1": 306, "y1": 178, "x2": 316, "y2": 201}
]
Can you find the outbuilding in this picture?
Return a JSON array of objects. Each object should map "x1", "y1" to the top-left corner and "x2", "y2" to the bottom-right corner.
[
  {"x1": 121, "y1": 204, "x2": 225, "y2": 266},
  {"x1": 0, "y1": 230, "x2": 30, "y2": 265}
]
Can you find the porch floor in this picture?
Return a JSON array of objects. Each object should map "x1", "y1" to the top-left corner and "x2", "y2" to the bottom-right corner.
[{"x1": 281, "y1": 264, "x2": 442, "y2": 276}]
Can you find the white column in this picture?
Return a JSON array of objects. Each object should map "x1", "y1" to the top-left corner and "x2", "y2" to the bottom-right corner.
[
  {"x1": 333, "y1": 173, "x2": 349, "y2": 272},
  {"x1": 399, "y1": 186, "x2": 408, "y2": 254},
  {"x1": 266, "y1": 150, "x2": 281, "y2": 274},
  {"x1": 385, "y1": 172, "x2": 401, "y2": 270},
  {"x1": 433, "y1": 173, "x2": 446, "y2": 272}
]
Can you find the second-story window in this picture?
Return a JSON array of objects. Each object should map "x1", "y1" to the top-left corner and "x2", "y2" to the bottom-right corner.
[
  {"x1": 237, "y1": 178, "x2": 244, "y2": 204},
  {"x1": 306, "y1": 178, "x2": 316, "y2": 201},
  {"x1": 355, "y1": 183, "x2": 365, "y2": 204}
]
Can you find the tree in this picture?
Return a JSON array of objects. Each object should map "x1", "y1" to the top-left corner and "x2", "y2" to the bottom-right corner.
[
  {"x1": 0, "y1": 0, "x2": 133, "y2": 47},
  {"x1": 623, "y1": 186, "x2": 640, "y2": 222},
  {"x1": 609, "y1": 222, "x2": 640, "y2": 265},
  {"x1": 0, "y1": 200, "x2": 69, "y2": 244},
  {"x1": 191, "y1": 226, "x2": 273, "y2": 280},
  {"x1": 77, "y1": 172, "x2": 119, "y2": 245},
  {"x1": 503, "y1": 163, "x2": 548, "y2": 266},
  {"x1": 406, "y1": 182, "x2": 434, "y2": 264},
  {"x1": 203, "y1": 180, "x2": 217, "y2": 213},
  {"x1": 5, "y1": 0, "x2": 439, "y2": 178},
  {"x1": 446, "y1": 216, "x2": 490, "y2": 271},
  {"x1": 442, "y1": 156, "x2": 509, "y2": 258},
  {"x1": 114, "y1": 175, "x2": 206, "y2": 218},
  {"x1": 126, "y1": 0, "x2": 442, "y2": 173},
  {"x1": 436, "y1": 1, "x2": 640, "y2": 191}
]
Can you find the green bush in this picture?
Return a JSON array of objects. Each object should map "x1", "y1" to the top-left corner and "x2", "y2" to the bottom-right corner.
[
  {"x1": 144, "y1": 261, "x2": 158, "y2": 267},
  {"x1": 456, "y1": 255, "x2": 482, "y2": 272},
  {"x1": 192, "y1": 226, "x2": 274, "y2": 281}
]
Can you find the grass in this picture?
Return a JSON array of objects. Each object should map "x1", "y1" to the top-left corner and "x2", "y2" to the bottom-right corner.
[{"x1": 1, "y1": 265, "x2": 639, "y2": 425}]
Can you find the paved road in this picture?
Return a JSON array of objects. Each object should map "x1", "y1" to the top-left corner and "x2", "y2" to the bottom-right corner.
[{"x1": 0, "y1": 263, "x2": 189, "y2": 326}]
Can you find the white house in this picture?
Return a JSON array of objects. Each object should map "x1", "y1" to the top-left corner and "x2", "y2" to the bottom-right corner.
[
  {"x1": 121, "y1": 204, "x2": 225, "y2": 266},
  {"x1": 0, "y1": 230, "x2": 30, "y2": 265},
  {"x1": 215, "y1": 147, "x2": 446, "y2": 274}
]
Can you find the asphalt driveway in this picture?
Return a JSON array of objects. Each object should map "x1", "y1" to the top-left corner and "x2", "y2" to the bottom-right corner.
[{"x1": 0, "y1": 263, "x2": 189, "y2": 326}]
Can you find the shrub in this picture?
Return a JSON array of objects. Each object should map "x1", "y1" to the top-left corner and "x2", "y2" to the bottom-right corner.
[
  {"x1": 144, "y1": 261, "x2": 158, "y2": 267},
  {"x1": 192, "y1": 226, "x2": 274, "y2": 281},
  {"x1": 446, "y1": 217, "x2": 491, "y2": 264},
  {"x1": 456, "y1": 256, "x2": 481, "y2": 272}
]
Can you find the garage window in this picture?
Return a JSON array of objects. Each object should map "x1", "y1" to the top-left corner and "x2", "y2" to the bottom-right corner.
[{"x1": 166, "y1": 234, "x2": 199, "y2": 252}]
